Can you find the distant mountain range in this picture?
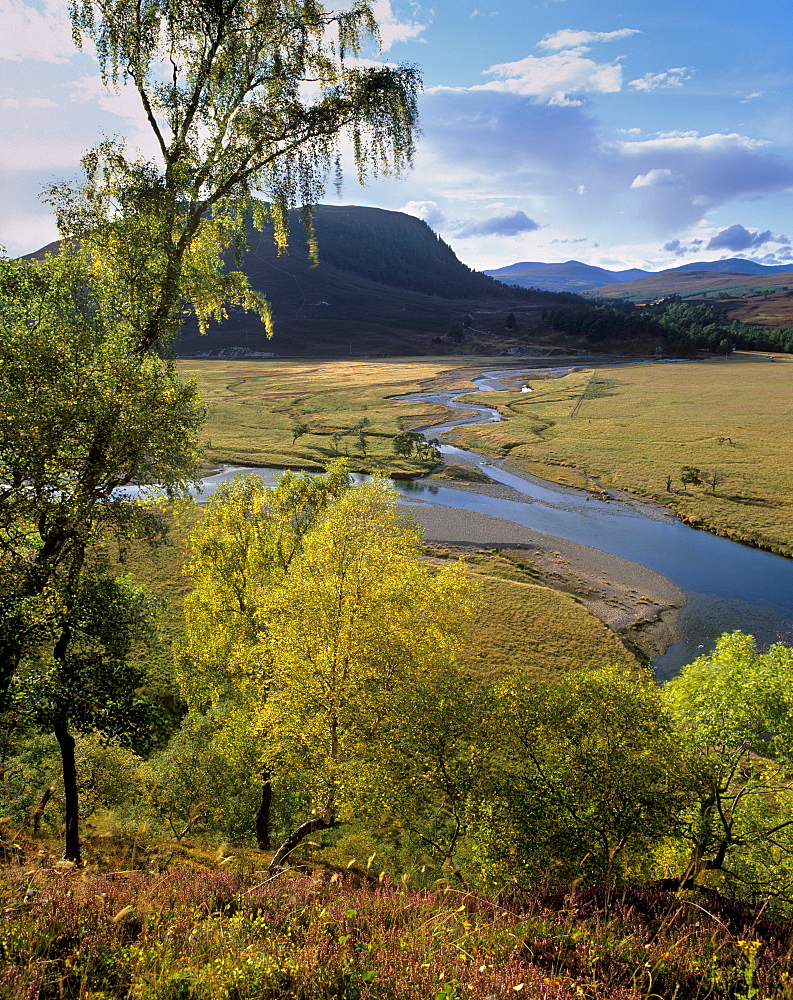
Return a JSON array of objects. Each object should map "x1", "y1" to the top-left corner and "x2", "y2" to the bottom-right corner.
[{"x1": 485, "y1": 258, "x2": 793, "y2": 295}]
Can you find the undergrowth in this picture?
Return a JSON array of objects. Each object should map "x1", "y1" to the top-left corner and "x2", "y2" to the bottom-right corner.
[{"x1": 0, "y1": 861, "x2": 791, "y2": 999}]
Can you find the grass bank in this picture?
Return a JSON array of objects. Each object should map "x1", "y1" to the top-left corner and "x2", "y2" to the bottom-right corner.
[{"x1": 451, "y1": 354, "x2": 793, "y2": 557}]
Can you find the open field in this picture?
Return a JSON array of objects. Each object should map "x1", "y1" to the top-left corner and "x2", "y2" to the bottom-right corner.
[
  {"x1": 452, "y1": 354, "x2": 793, "y2": 557},
  {"x1": 181, "y1": 358, "x2": 485, "y2": 473},
  {"x1": 183, "y1": 354, "x2": 793, "y2": 557}
]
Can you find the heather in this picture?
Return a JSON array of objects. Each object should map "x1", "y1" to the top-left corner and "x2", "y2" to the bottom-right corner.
[{"x1": 1, "y1": 862, "x2": 791, "y2": 1000}]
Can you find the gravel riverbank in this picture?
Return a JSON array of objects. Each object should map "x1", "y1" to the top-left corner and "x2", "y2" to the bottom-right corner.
[{"x1": 407, "y1": 485, "x2": 685, "y2": 663}]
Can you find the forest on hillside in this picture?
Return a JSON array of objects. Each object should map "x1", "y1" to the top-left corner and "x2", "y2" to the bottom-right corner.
[{"x1": 547, "y1": 296, "x2": 793, "y2": 353}]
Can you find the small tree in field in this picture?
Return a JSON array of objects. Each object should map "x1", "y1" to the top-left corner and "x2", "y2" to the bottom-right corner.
[
  {"x1": 702, "y1": 468, "x2": 726, "y2": 494},
  {"x1": 680, "y1": 466, "x2": 701, "y2": 491},
  {"x1": 291, "y1": 422, "x2": 310, "y2": 446}
]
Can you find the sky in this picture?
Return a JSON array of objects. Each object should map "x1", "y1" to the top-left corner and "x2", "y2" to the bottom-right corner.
[{"x1": 1, "y1": 0, "x2": 792, "y2": 272}]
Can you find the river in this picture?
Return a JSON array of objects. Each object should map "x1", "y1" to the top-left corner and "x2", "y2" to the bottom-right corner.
[{"x1": 171, "y1": 363, "x2": 793, "y2": 677}]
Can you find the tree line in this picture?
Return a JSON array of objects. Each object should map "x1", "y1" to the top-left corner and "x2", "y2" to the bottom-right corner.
[{"x1": 545, "y1": 296, "x2": 793, "y2": 353}]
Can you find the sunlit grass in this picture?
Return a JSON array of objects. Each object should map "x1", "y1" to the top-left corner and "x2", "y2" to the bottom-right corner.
[
  {"x1": 181, "y1": 358, "x2": 484, "y2": 473},
  {"x1": 435, "y1": 549, "x2": 640, "y2": 679},
  {"x1": 452, "y1": 354, "x2": 793, "y2": 556}
]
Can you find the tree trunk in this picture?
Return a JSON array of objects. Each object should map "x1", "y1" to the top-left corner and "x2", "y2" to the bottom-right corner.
[
  {"x1": 255, "y1": 774, "x2": 273, "y2": 851},
  {"x1": 32, "y1": 784, "x2": 56, "y2": 835},
  {"x1": 268, "y1": 814, "x2": 334, "y2": 873},
  {"x1": 53, "y1": 719, "x2": 81, "y2": 863}
]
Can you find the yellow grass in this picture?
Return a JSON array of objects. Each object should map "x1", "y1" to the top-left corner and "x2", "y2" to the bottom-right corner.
[
  {"x1": 180, "y1": 358, "x2": 483, "y2": 473},
  {"x1": 451, "y1": 354, "x2": 793, "y2": 556},
  {"x1": 458, "y1": 568, "x2": 640, "y2": 681}
]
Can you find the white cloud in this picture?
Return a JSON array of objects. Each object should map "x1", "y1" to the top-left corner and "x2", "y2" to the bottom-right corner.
[
  {"x1": 0, "y1": 207, "x2": 60, "y2": 256},
  {"x1": 415, "y1": 90, "x2": 793, "y2": 238},
  {"x1": 0, "y1": 0, "x2": 74, "y2": 63},
  {"x1": 371, "y1": 0, "x2": 427, "y2": 50},
  {"x1": 475, "y1": 50, "x2": 623, "y2": 104},
  {"x1": 630, "y1": 168, "x2": 681, "y2": 188},
  {"x1": 69, "y1": 74, "x2": 166, "y2": 159},
  {"x1": 399, "y1": 199, "x2": 445, "y2": 228},
  {"x1": 538, "y1": 28, "x2": 640, "y2": 51},
  {"x1": 629, "y1": 67, "x2": 692, "y2": 92}
]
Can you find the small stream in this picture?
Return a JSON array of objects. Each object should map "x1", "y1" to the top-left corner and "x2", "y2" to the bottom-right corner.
[{"x1": 180, "y1": 364, "x2": 793, "y2": 676}]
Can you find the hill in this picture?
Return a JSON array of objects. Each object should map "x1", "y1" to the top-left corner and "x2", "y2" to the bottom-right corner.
[
  {"x1": 176, "y1": 206, "x2": 552, "y2": 357},
  {"x1": 591, "y1": 268, "x2": 793, "y2": 302},
  {"x1": 484, "y1": 259, "x2": 649, "y2": 293},
  {"x1": 588, "y1": 269, "x2": 793, "y2": 327}
]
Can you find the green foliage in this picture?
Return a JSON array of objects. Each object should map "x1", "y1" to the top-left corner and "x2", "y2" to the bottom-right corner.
[
  {"x1": 391, "y1": 429, "x2": 441, "y2": 464},
  {"x1": 0, "y1": 251, "x2": 204, "y2": 699},
  {"x1": 16, "y1": 572, "x2": 164, "y2": 746},
  {"x1": 259, "y1": 481, "x2": 476, "y2": 827},
  {"x1": 357, "y1": 665, "x2": 496, "y2": 878},
  {"x1": 664, "y1": 632, "x2": 793, "y2": 903},
  {"x1": 145, "y1": 712, "x2": 273, "y2": 844},
  {"x1": 548, "y1": 295, "x2": 793, "y2": 354},
  {"x1": 680, "y1": 465, "x2": 702, "y2": 489},
  {"x1": 474, "y1": 668, "x2": 699, "y2": 887},
  {"x1": 176, "y1": 461, "x2": 352, "y2": 723}
]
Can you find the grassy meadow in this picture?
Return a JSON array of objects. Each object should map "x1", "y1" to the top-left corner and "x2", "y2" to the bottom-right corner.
[
  {"x1": 182, "y1": 358, "x2": 478, "y2": 473},
  {"x1": 431, "y1": 548, "x2": 639, "y2": 681},
  {"x1": 451, "y1": 354, "x2": 793, "y2": 556}
]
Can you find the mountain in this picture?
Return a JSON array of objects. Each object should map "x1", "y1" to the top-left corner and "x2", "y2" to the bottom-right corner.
[
  {"x1": 484, "y1": 260, "x2": 651, "y2": 293},
  {"x1": 175, "y1": 206, "x2": 550, "y2": 356},
  {"x1": 485, "y1": 256, "x2": 793, "y2": 297},
  {"x1": 668, "y1": 258, "x2": 793, "y2": 276}
]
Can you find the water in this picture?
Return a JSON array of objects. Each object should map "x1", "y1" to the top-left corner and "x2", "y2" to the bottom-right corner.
[{"x1": 184, "y1": 363, "x2": 793, "y2": 675}]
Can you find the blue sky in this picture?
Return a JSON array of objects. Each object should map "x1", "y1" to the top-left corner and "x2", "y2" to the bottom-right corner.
[{"x1": 1, "y1": 0, "x2": 792, "y2": 272}]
